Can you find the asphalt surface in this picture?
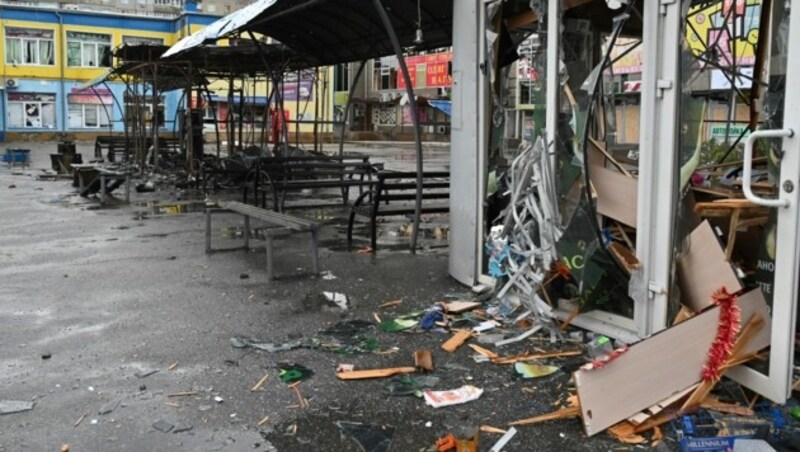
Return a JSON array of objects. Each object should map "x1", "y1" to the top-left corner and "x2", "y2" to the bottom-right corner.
[{"x1": 0, "y1": 142, "x2": 656, "y2": 451}]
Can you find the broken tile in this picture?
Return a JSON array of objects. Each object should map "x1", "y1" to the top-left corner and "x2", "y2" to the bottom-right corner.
[{"x1": 152, "y1": 419, "x2": 174, "y2": 433}]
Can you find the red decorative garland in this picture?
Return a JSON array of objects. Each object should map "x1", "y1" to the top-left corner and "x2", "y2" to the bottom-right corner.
[{"x1": 701, "y1": 287, "x2": 741, "y2": 382}]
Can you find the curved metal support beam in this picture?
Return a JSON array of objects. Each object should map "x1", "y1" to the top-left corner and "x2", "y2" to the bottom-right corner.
[
  {"x1": 338, "y1": 60, "x2": 367, "y2": 159},
  {"x1": 372, "y1": 0, "x2": 423, "y2": 254}
]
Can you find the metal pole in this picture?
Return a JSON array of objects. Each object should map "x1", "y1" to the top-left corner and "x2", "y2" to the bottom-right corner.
[
  {"x1": 372, "y1": 0, "x2": 423, "y2": 253},
  {"x1": 338, "y1": 60, "x2": 367, "y2": 159},
  {"x1": 152, "y1": 65, "x2": 160, "y2": 170},
  {"x1": 295, "y1": 69, "x2": 301, "y2": 148},
  {"x1": 246, "y1": 31, "x2": 289, "y2": 155}
]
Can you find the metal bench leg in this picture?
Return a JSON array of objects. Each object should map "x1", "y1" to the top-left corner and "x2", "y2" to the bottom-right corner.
[
  {"x1": 205, "y1": 209, "x2": 212, "y2": 253},
  {"x1": 243, "y1": 215, "x2": 250, "y2": 249},
  {"x1": 100, "y1": 175, "x2": 107, "y2": 204},
  {"x1": 370, "y1": 213, "x2": 378, "y2": 253},
  {"x1": 310, "y1": 230, "x2": 320, "y2": 275},
  {"x1": 346, "y1": 210, "x2": 356, "y2": 251},
  {"x1": 265, "y1": 235, "x2": 275, "y2": 281}
]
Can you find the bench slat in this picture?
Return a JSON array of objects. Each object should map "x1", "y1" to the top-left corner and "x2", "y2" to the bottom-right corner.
[{"x1": 219, "y1": 201, "x2": 318, "y2": 231}]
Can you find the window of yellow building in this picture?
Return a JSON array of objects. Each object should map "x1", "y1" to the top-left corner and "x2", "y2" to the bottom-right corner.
[
  {"x1": 122, "y1": 36, "x2": 164, "y2": 46},
  {"x1": 5, "y1": 28, "x2": 55, "y2": 66},
  {"x1": 7, "y1": 93, "x2": 56, "y2": 128},
  {"x1": 67, "y1": 31, "x2": 111, "y2": 68}
]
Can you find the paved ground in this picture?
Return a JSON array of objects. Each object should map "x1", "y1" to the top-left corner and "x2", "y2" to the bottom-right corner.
[{"x1": 0, "y1": 142, "x2": 646, "y2": 451}]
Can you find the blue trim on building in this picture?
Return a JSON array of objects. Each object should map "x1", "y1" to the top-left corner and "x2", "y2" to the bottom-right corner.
[{"x1": 0, "y1": 7, "x2": 220, "y2": 33}]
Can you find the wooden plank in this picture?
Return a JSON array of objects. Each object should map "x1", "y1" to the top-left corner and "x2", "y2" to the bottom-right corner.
[
  {"x1": 676, "y1": 220, "x2": 742, "y2": 312},
  {"x1": 608, "y1": 242, "x2": 641, "y2": 273},
  {"x1": 587, "y1": 137, "x2": 634, "y2": 178},
  {"x1": 441, "y1": 330, "x2": 472, "y2": 353},
  {"x1": 414, "y1": 350, "x2": 434, "y2": 371},
  {"x1": 445, "y1": 300, "x2": 482, "y2": 313},
  {"x1": 589, "y1": 164, "x2": 638, "y2": 228},
  {"x1": 574, "y1": 289, "x2": 771, "y2": 436},
  {"x1": 509, "y1": 406, "x2": 581, "y2": 426},
  {"x1": 336, "y1": 366, "x2": 416, "y2": 380}
]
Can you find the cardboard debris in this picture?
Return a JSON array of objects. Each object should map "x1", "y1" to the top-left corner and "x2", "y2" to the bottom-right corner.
[
  {"x1": 676, "y1": 220, "x2": 743, "y2": 312},
  {"x1": 445, "y1": 300, "x2": 482, "y2": 314},
  {"x1": 337, "y1": 366, "x2": 416, "y2": 380},
  {"x1": 424, "y1": 385, "x2": 483, "y2": 408},
  {"x1": 441, "y1": 330, "x2": 472, "y2": 353},
  {"x1": 574, "y1": 289, "x2": 771, "y2": 436}
]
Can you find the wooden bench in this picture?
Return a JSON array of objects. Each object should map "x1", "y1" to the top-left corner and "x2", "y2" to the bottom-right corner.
[
  {"x1": 347, "y1": 171, "x2": 449, "y2": 252},
  {"x1": 205, "y1": 200, "x2": 320, "y2": 281},
  {"x1": 95, "y1": 136, "x2": 182, "y2": 162},
  {"x1": 247, "y1": 154, "x2": 382, "y2": 211}
]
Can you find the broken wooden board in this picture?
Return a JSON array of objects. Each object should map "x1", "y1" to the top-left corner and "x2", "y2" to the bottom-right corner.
[
  {"x1": 414, "y1": 350, "x2": 433, "y2": 371},
  {"x1": 574, "y1": 289, "x2": 771, "y2": 436},
  {"x1": 445, "y1": 300, "x2": 482, "y2": 314},
  {"x1": 676, "y1": 220, "x2": 742, "y2": 312},
  {"x1": 336, "y1": 366, "x2": 416, "y2": 380},
  {"x1": 589, "y1": 164, "x2": 638, "y2": 228},
  {"x1": 441, "y1": 330, "x2": 472, "y2": 353},
  {"x1": 608, "y1": 242, "x2": 641, "y2": 274}
]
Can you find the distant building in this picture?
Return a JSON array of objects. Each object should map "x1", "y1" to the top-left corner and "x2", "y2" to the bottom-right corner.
[{"x1": 0, "y1": 1, "x2": 219, "y2": 140}]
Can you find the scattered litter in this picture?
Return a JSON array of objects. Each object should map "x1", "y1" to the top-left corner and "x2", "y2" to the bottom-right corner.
[
  {"x1": 257, "y1": 415, "x2": 270, "y2": 427},
  {"x1": 41, "y1": 353, "x2": 52, "y2": 360},
  {"x1": 420, "y1": 304, "x2": 446, "y2": 330},
  {"x1": 278, "y1": 364, "x2": 314, "y2": 384},
  {"x1": 337, "y1": 363, "x2": 355, "y2": 373},
  {"x1": 337, "y1": 366, "x2": 416, "y2": 380},
  {"x1": 477, "y1": 334, "x2": 505, "y2": 345},
  {"x1": 90, "y1": 419, "x2": 98, "y2": 425},
  {"x1": 88, "y1": 386, "x2": 95, "y2": 392},
  {"x1": 322, "y1": 291, "x2": 349, "y2": 310},
  {"x1": 167, "y1": 361, "x2": 179, "y2": 371},
  {"x1": 423, "y1": 385, "x2": 483, "y2": 408},
  {"x1": 514, "y1": 363, "x2": 559, "y2": 379},
  {"x1": 414, "y1": 350, "x2": 434, "y2": 371},
  {"x1": 480, "y1": 425, "x2": 508, "y2": 434},
  {"x1": 489, "y1": 426, "x2": 518, "y2": 452},
  {"x1": 198, "y1": 405, "x2": 212, "y2": 412},
  {"x1": 445, "y1": 300, "x2": 482, "y2": 314},
  {"x1": 152, "y1": 419, "x2": 174, "y2": 433},
  {"x1": 494, "y1": 326, "x2": 542, "y2": 347},
  {"x1": 74, "y1": 413, "x2": 87, "y2": 427},
  {"x1": 167, "y1": 391, "x2": 198, "y2": 398},
  {"x1": 230, "y1": 337, "x2": 309, "y2": 353},
  {"x1": 379, "y1": 318, "x2": 418, "y2": 332},
  {"x1": 288, "y1": 382, "x2": 309, "y2": 409},
  {"x1": 321, "y1": 271, "x2": 337, "y2": 280},
  {"x1": 135, "y1": 369, "x2": 158, "y2": 379},
  {"x1": 173, "y1": 423, "x2": 193, "y2": 434},
  {"x1": 213, "y1": 396, "x2": 224, "y2": 403},
  {"x1": 425, "y1": 421, "x2": 433, "y2": 428},
  {"x1": 472, "y1": 320, "x2": 500, "y2": 333},
  {"x1": 384, "y1": 376, "x2": 440, "y2": 397},
  {"x1": 165, "y1": 402, "x2": 180, "y2": 408},
  {"x1": 441, "y1": 330, "x2": 472, "y2": 353},
  {"x1": 337, "y1": 421, "x2": 394, "y2": 452},
  {"x1": 98, "y1": 400, "x2": 120, "y2": 415},
  {"x1": 379, "y1": 299, "x2": 403, "y2": 309},
  {"x1": 0, "y1": 400, "x2": 34, "y2": 415},
  {"x1": 250, "y1": 372, "x2": 270, "y2": 392},
  {"x1": 240, "y1": 273, "x2": 249, "y2": 279},
  {"x1": 61, "y1": 444, "x2": 69, "y2": 452}
]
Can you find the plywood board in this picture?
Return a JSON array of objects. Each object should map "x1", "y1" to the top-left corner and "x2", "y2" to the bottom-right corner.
[
  {"x1": 676, "y1": 220, "x2": 742, "y2": 312},
  {"x1": 589, "y1": 164, "x2": 638, "y2": 228},
  {"x1": 575, "y1": 289, "x2": 770, "y2": 436}
]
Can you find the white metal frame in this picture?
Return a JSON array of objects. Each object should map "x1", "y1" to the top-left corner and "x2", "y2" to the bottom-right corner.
[
  {"x1": 726, "y1": 3, "x2": 800, "y2": 402},
  {"x1": 631, "y1": 0, "x2": 680, "y2": 337}
]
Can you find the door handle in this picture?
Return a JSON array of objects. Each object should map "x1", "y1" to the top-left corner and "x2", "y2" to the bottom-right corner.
[{"x1": 743, "y1": 128, "x2": 794, "y2": 208}]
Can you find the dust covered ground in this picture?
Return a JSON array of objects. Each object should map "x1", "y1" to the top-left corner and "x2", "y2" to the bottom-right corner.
[{"x1": 0, "y1": 142, "x2": 661, "y2": 451}]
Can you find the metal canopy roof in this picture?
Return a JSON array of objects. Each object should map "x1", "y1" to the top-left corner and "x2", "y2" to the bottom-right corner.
[{"x1": 163, "y1": 0, "x2": 454, "y2": 66}]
